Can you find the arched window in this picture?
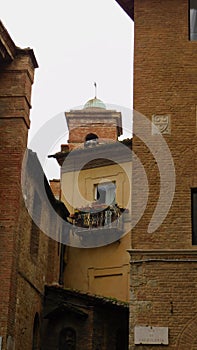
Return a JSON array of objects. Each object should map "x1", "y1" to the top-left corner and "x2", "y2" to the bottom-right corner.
[
  {"x1": 85, "y1": 133, "x2": 98, "y2": 141},
  {"x1": 59, "y1": 327, "x2": 76, "y2": 350},
  {"x1": 84, "y1": 133, "x2": 98, "y2": 147},
  {"x1": 32, "y1": 313, "x2": 40, "y2": 350}
]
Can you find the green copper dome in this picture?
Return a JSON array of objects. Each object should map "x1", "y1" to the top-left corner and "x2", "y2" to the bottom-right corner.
[{"x1": 83, "y1": 97, "x2": 106, "y2": 110}]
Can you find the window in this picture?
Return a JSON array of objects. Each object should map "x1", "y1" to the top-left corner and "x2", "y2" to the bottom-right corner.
[
  {"x1": 95, "y1": 182, "x2": 116, "y2": 206},
  {"x1": 30, "y1": 191, "x2": 41, "y2": 259},
  {"x1": 84, "y1": 133, "x2": 98, "y2": 147},
  {"x1": 192, "y1": 188, "x2": 197, "y2": 244},
  {"x1": 190, "y1": 0, "x2": 197, "y2": 40},
  {"x1": 59, "y1": 327, "x2": 76, "y2": 350},
  {"x1": 32, "y1": 313, "x2": 40, "y2": 350},
  {"x1": 85, "y1": 133, "x2": 98, "y2": 141}
]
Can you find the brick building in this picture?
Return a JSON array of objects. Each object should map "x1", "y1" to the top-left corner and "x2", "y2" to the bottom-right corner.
[
  {"x1": 0, "y1": 21, "x2": 67, "y2": 350},
  {"x1": 116, "y1": 0, "x2": 197, "y2": 349},
  {"x1": 3, "y1": 0, "x2": 197, "y2": 347}
]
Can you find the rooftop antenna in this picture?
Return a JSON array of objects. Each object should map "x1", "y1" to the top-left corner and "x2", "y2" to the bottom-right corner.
[{"x1": 94, "y1": 82, "x2": 97, "y2": 98}]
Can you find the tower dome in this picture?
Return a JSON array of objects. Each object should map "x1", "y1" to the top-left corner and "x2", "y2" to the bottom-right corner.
[{"x1": 83, "y1": 97, "x2": 106, "y2": 110}]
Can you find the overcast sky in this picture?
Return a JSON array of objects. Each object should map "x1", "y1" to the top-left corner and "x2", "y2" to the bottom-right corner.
[{"x1": 2, "y1": 0, "x2": 134, "y2": 179}]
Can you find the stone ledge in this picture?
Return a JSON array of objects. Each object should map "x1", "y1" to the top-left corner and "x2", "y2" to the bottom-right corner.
[{"x1": 128, "y1": 249, "x2": 197, "y2": 255}]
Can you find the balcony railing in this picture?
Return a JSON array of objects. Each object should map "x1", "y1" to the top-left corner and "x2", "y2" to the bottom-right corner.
[
  {"x1": 68, "y1": 204, "x2": 127, "y2": 231},
  {"x1": 67, "y1": 204, "x2": 131, "y2": 246}
]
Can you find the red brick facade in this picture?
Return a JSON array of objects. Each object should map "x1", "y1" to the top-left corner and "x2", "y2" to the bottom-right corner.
[
  {"x1": 132, "y1": 0, "x2": 197, "y2": 250},
  {"x1": 66, "y1": 108, "x2": 122, "y2": 149},
  {"x1": 49, "y1": 179, "x2": 61, "y2": 199},
  {"x1": 0, "y1": 21, "x2": 38, "y2": 349},
  {"x1": 0, "y1": 22, "x2": 61, "y2": 350},
  {"x1": 116, "y1": 1, "x2": 197, "y2": 349}
]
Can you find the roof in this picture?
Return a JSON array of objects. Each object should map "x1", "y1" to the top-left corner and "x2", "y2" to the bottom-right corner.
[
  {"x1": 48, "y1": 138, "x2": 132, "y2": 169},
  {"x1": 0, "y1": 20, "x2": 38, "y2": 67},
  {"x1": 45, "y1": 284, "x2": 129, "y2": 309},
  {"x1": 44, "y1": 301, "x2": 89, "y2": 320},
  {"x1": 83, "y1": 97, "x2": 106, "y2": 110},
  {"x1": 22, "y1": 149, "x2": 69, "y2": 219}
]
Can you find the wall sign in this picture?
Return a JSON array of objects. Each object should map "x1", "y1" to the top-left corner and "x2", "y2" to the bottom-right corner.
[{"x1": 134, "y1": 326, "x2": 168, "y2": 345}]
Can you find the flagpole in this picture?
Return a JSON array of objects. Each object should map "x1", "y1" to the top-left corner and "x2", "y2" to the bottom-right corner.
[{"x1": 94, "y1": 82, "x2": 97, "y2": 98}]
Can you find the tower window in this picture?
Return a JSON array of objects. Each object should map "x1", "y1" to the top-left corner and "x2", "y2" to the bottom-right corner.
[
  {"x1": 84, "y1": 133, "x2": 98, "y2": 147},
  {"x1": 192, "y1": 188, "x2": 197, "y2": 245},
  {"x1": 189, "y1": 0, "x2": 197, "y2": 40},
  {"x1": 85, "y1": 133, "x2": 98, "y2": 141}
]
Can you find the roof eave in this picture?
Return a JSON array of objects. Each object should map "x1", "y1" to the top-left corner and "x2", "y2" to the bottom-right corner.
[
  {"x1": 0, "y1": 20, "x2": 38, "y2": 68},
  {"x1": 115, "y1": 0, "x2": 134, "y2": 20}
]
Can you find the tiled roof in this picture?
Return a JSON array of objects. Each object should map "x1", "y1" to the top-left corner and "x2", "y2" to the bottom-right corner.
[{"x1": 45, "y1": 284, "x2": 129, "y2": 309}]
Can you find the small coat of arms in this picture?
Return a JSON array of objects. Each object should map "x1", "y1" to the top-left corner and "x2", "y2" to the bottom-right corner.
[{"x1": 152, "y1": 115, "x2": 171, "y2": 134}]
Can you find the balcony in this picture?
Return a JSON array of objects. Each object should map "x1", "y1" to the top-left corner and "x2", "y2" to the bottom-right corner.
[{"x1": 68, "y1": 204, "x2": 130, "y2": 246}]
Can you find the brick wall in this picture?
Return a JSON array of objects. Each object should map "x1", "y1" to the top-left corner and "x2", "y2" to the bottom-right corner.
[
  {"x1": 129, "y1": 251, "x2": 197, "y2": 349},
  {"x1": 0, "y1": 23, "x2": 61, "y2": 350},
  {"x1": 14, "y1": 274, "x2": 43, "y2": 350},
  {"x1": 14, "y1": 184, "x2": 60, "y2": 350},
  {"x1": 68, "y1": 125, "x2": 118, "y2": 144},
  {"x1": 49, "y1": 179, "x2": 60, "y2": 199},
  {"x1": 129, "y1": 1, "x2": 197, "y2": 349},
  {"x1": 66, "y1": 110, "x2": 122, "y2": 145},
  {"x1": 0, "y1": 39, "x2": 37, "y2": 348},
  {"x1": 132, "y1": 0, "x2": 197, "y2": 249}
]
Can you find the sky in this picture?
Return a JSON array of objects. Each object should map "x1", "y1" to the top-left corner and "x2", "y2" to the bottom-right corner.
[{"x1": 2, "y1": 0, "x2": 134, "y2": 179}]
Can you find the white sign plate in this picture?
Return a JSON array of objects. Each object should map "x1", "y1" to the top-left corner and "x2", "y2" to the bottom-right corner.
[{"x1": 134, "y1": 326, "x2": 168, "y2": 345}]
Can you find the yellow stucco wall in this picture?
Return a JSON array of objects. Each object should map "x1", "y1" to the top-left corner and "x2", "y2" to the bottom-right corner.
[
  {"x1": 61, "y1": 161, "x2": 131, "y2": 214},
  {"x1": 61, "y1": 161, "x2": 131, "y2": 302}
]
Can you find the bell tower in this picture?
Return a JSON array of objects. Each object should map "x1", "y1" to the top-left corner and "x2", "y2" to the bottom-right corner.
[{"x1": 65, "y1": 96, "x2": 122, "y2": 149}]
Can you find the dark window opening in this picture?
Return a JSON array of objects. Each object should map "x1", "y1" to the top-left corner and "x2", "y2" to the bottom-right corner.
[
  {"x1": 30, "y1": 191, "x2": 41, "y2": 259},
  {"x1": 85, "y1": 133, "x2": 98, "y2": 141},
  {"x1": 84, "y1": 133, "x2": 98, "y2": 147},
  {"x1": 192, "y1": 188, "x2": 197, "y2": 244},
  {"x1": 190, "y1": 0, "x2": 197, "y2": 40},
  {"x1": 32, "y1": 313, "x2": 40, "y2": 350}
]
